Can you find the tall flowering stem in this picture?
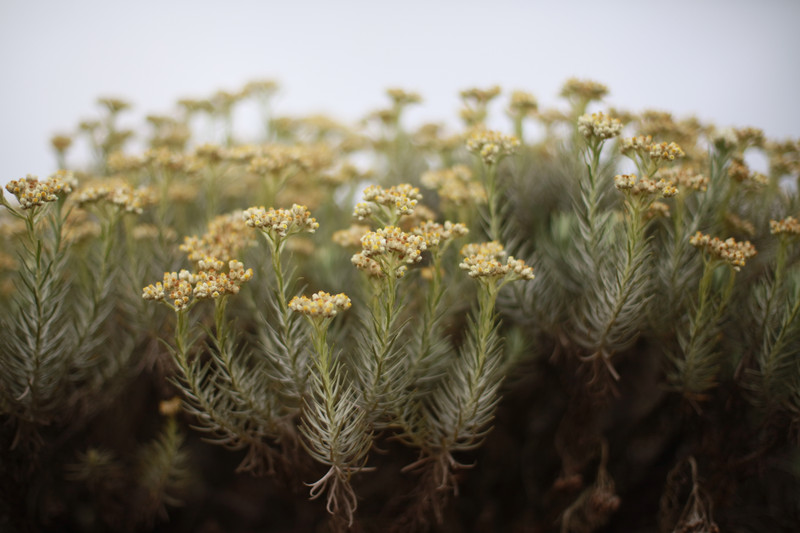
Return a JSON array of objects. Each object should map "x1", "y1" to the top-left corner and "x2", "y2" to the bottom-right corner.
[
  {"x1": 141, "y1": 260, "x2": 277, "y2": 473},
  {"x1": 577, "y1": 113, "x2": 623, "y2": 254},
  {"x1": 291, "y1": 292, "x2": 372, "y2": 528},
  {"x1": 351, "y1": 226, "x2": 427, "y2": 420},
  {"x1": 671, "y1": 232, "x2": 756, "y2": 401},
  {"x1": 738, "y1": 218, "x2": 800, "y2": 395},
  {"x1": 244, "y1": 204, "x2": 319, "y2": 403},
  {"x1": 466, "y1": 130, "x2": 520, "y2": 242},
  {"x1": 408, "y1": 221, "x2": 469, "y2": 381},
  {"x1": 1, "y1": 173, "x2": 73, "y2": 435},
  {"x1": 407, "y1": 242, "x2": 534, "y2": 522}
]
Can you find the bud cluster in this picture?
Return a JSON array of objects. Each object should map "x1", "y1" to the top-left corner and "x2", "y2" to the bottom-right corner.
[
  {"x1": 244, "y1": 204, "x2": 319, "y2": 237},
  {"x1": 578, "y1": 112, "x2": 623, "y2": 141},
  {"x1": 458, "y1": 242, "x2": 534, "y2": 282},
  {"x1": 614, "y1": 174, "x2": 679, "y2": 198},
  {"x1": 420, "y1": 165, "x2": 486, "y2": 206},
  {"x1": 353, "y1": 183, "x2": 422, "y2": 221},
  {"x1": 770, "y1": 216, "x2": 800, "y2": 236},
  {"x1": 289, "y1": 291, "x2": 352, "y2": 319},
  {"x1": 466, "y1": 130, "x2": 520, "y2": 165},
  {"x1": 689, "y1": 232, "x2": 757, "y2": 271},
  {"x1": 5, "y1": 172, "x2": 75, "y2": 210},
  {"x1": 410, "y1": 220, "x2": 469, "y2": 248}
]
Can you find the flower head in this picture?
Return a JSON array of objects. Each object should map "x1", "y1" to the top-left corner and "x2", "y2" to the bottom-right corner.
[
  {"x1": 192, "y1": 259, "x2": 254, "y2": 299},
  {"x1": 648, "y1": 142, "x2": 685, "y2": 162},
  {"x1": 614, "y1": 174, "x2": 678, "y2": 199},
  {"x1": 411, "y1": 220, "x2": 469, "y2": 249},
  {"x1": 459, "y1": 242, "x2": 534, "y2": 283},
  {"x1": 621, "y1": 136, "x2": 685, "y2": 175},
  {"x1": 353, "y1": 226, "x2": 427, "y2": 278},
  {"x1": 420, "y1": 165, "x2": 486, "y2": 206},
  {"x1": 770, "y1": 216, "x2": 800, "y2": 237},
  {"x1": 50, "y1": 134, "x2": 73, "y2": 153},
  {"x1": 244, "y1": 204, "x2": 319, "y2": 238},
  {"x1": 75, "y1": 182, "x2": 154, "y2": 215},
  {"x1": 143, "y1": 259, "x2": 253, "y2": 309},
  {"x1": 354, "y1": 183, "x2": 422, "y2": 222},
  {"x1": 97, "y1": 97, "x2": 131, "y2": 114},
  {"x1": 690, "y1": 232, "x2": 757, "y2": 271},
  {"x1": 656, "y1": 167, "x2": 709, "y2": 192},
  {"x1": 386, "y1": 88, "x2": 422, "y2": 107},
  {"x1": 578, "y1": 112, "x2": 623, "y2": 142},
  {"x1": 560, "y1": 78, "x2": 609, "y2": 103},
  {"x1": 333, "y1": 224, "x2": 371, "y2": 248},
  {"x1": 5, "y1": 172, "x2": 75, "y2": 210},
  {"x1": 466, "y1": 130, "x2": 520, "y2": 165},
  {"x1": 728, "y1": 156, "x2": 768, "y2": 189},
  {"x1": 142, "y1": 270, "x2": 193, "y2": 311},
  {"x1": 289, "y1": 291, "x2": 351, "y2": 319},
  {"x1": 181, "y1": 211, "x2": 254, "y2": 263},
  {"x1": 507, "y1": 91, "x2": 538, "y2": 117},
  {"x1": 460, "y1": 86, "x2": 501, "y2": 105}
]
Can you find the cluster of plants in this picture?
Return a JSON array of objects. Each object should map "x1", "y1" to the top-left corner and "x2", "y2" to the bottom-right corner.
[{"x1": 2, "y1": 78, "x2": 800, "y2": 532}]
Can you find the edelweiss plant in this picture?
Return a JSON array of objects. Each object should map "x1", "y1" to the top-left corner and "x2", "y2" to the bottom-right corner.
[{"x1": 3, "y1": 77, "x2": 800, "y2": 533}]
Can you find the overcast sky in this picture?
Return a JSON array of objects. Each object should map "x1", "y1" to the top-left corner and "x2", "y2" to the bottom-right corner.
[{"x1": 1, "y1": 0, "x2": 799, "y2": 182}]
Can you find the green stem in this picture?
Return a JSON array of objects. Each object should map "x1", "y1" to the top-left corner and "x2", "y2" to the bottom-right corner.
[
  {"x1": 483, "y1": 161, "x2": 502, "y2": 242},
  {"x1": 411, "y1": 252, "x2": 444, "y2": 377},
  {"x1": 365, "y1": 264, "x2": 400, "y2": 415},
  {"x1": 597, "y1": 201, "x2": 645, "y2": 356}
]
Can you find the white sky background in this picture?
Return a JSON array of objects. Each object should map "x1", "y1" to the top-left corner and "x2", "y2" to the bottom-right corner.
[{"x1": 1, "y1": 0, "x2": 799, "y2": 182}]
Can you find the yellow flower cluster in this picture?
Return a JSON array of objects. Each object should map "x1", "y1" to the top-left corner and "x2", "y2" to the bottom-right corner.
[
  {"x1": 656, "y1": 167, "x2": 709, "y2": 192},
  {"x1": 459, "y1": 242, "x2": 534, "y2": 281},
  {"x1": 410, "y1": 220, "x2": 469, "y2": 248},
  {"x1": 360, "y1": 226, "x2": 427, "y2": 262},
  {"x1": 74, "y1": 183, "x2": 153, "y2": 214},
  {"x1": 50, "y1": 134, "x2": 73, "y2": 153},
  {"x1": 622, "y1": 136, "x2": 686, "y2": 171},
  {"x1": 460, "y1": 86, "x2": 501, "y2": 105},
  {"x1": 353, "y1": 183, "x2": 423, "y2": 221},
  {"x1": 143, "y1": 148, "x2": 204, "y2": 174},
  {"x1": 247, "y1": 144, "x2": 332, "y2": 176},
  {"x1": 614, "y1": 174, "x2": 679, "y2": 198},
  {"x1": 508, "y1": 91, "x2": 538, "y2": 116},
  {"x1": 5, "y1": 172, "x2": 75, "y2": 210},
  {"x1": 724, "y1": 213, "x2": 756, "y2": 237},
  {"x1": 620, "y1": 135, "x2": 653, "y2": 154},
  {"x1": 648, "y1": 142, "x2": 686, "y2": 162},
  {"x1": 142, "y1": 259, "x2": 253, "y2": 308},
  {"x1": 466, "y1": 130, "x2": 521, "y2": 165},
  {"x1": 420, "y1": 165, "x2": 486, "y2": 206},
  {"x1": 386, "y1": 88, "x2": 422, "y2": 106},
  {"x1": 97, "y1": 97, "x2": 131, "y2": 114},
  {"x1": 728, "y1": 157, "x2": 768, "y2": 188},
  {"x1": 107, "y1": 152, "x2": 144, "y2": 173},
  {"x1": 142, "y1": 271, "x2": 193, "y2": 310},
  {"x1": 350, "y1": 253, "x2": 383, "y2": 278},
  {"x1": 289, "y1": 291, "x2": 352, "y2": 319},
  {"x1": 460, "y1": 241, "x2": 505, "y2": 259},
  {"x1": 689, "y1": 232, "x2": 757, "y2": 271},
  {"x1": 243, "y1": 204, "x2": 319, "y2": 237},
  {"x1": 560, "y1": 78, "x2": 609, "y2": 102},
  {"x1": 352, "y1": 226, "x2": 427, "y2": 278},
  {"x1": 332, "y1": 224, "x2": 371, "y2": 248},
  {"x1": 770, "y1": 216, "x2": 800, "y2": 236},
  {"x1": 578, "y1": 112, "x2": 623, "y2": 141},
  {"x1": 192, "y1": 259, "x2": 254, "y2": 299},
  {"x1": 733, "y1": 127, "x2": 765, "y2": 150},
  {"x1": 242, "y1": 79, "x2": 279, "y2": 97},
  {"x1": 180, "y1": 211, "x2": 254, "y2": 263}
]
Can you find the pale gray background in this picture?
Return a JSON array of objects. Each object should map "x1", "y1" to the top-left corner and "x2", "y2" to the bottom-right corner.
[{"x1": 1, "y1": 0, "x2": 799, "y2": 182}]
